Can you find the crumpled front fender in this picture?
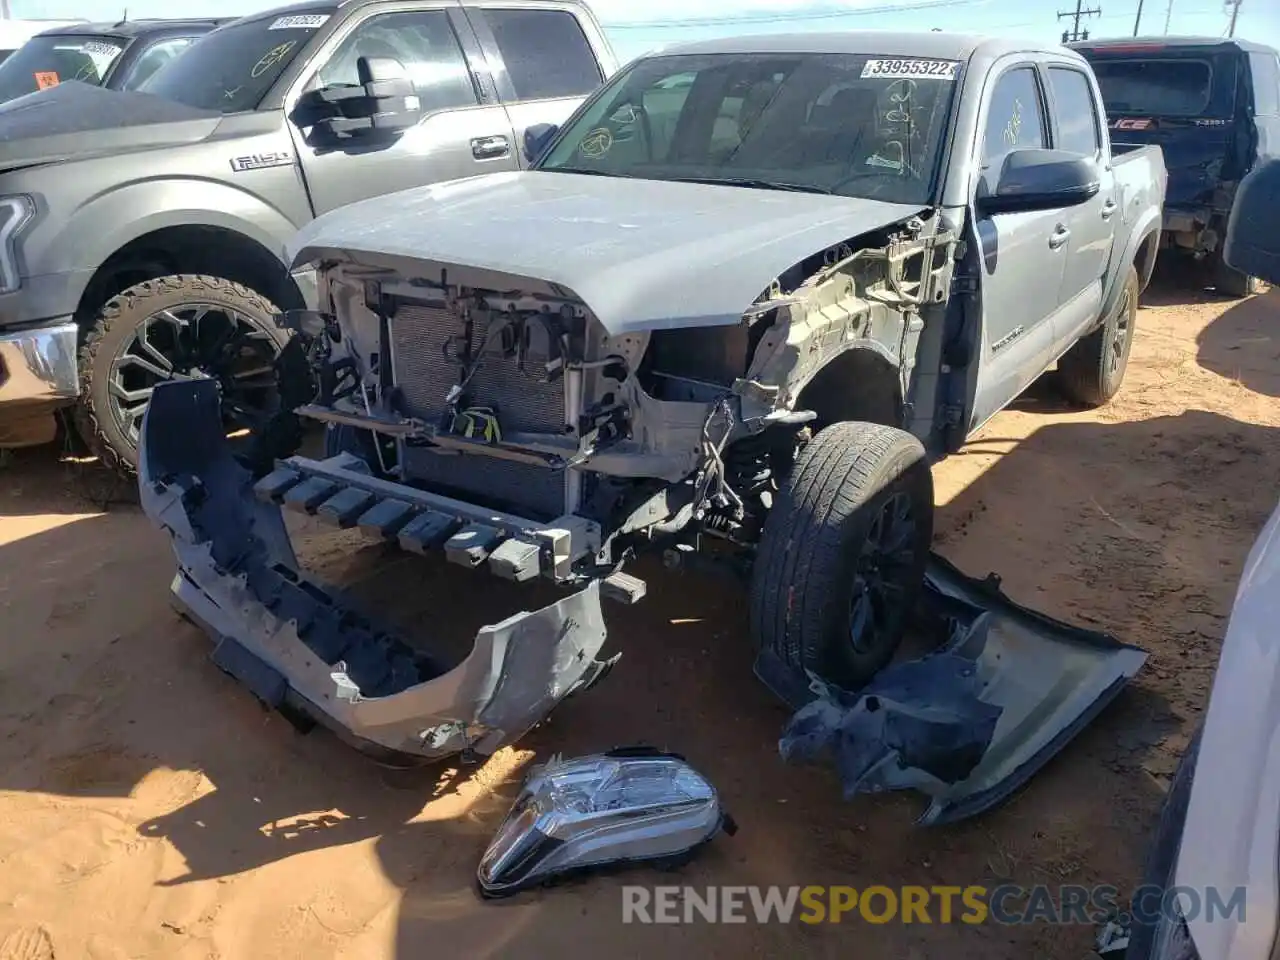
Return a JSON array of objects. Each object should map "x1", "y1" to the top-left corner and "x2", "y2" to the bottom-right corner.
[{"x1": 138, "y1": 379, "x2": 614, "y2": 763}]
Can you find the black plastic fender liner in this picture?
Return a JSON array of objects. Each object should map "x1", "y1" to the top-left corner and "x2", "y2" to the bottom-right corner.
[{"x1": 138, "y1": 379, "x2": 614, "y2": 762}]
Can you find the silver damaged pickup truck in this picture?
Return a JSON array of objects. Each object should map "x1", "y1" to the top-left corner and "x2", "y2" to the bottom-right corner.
[{"x1": 139, "y1": 33, "x2": 1169, "y2": 771}]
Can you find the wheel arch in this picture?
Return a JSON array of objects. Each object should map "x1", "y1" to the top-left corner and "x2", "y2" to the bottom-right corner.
[{"x1": 793, "y1": 344, "x2": 905, "y2": 432}]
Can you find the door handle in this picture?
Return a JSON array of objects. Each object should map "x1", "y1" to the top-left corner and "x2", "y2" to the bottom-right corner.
[
  {"x1": 1100, "y1": 199, "x2": 1118, "y2": 220},
  {"x1": 471, "y1": 135, "x2": 511, "y2": 160},
  {"x1": 1048, "y1": 225, "x2": 1071, "y2": 250}
]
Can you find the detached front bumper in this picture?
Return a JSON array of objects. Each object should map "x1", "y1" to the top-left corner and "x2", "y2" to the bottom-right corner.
[
  {"x1": 139, "y1": 378, "x2": 617, "y2": 763},
  {"x1": 0, "y1": 317, "x2": 77, "y2": 395}
]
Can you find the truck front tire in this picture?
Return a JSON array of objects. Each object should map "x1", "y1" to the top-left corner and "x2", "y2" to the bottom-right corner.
[
  {"x1": 76, "y1": 274, "x2": 290, "y2": 479},
  {"x1": 749, "y1": 421, "x2": 934, "y2": 691},
  {"x1": 1057, "y1": 263, "x2": 1139, "y2": 408}
]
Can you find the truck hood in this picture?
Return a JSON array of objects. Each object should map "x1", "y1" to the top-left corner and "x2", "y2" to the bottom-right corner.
[
  {"x1": 0, "y1": 80, "x2": 220, "y2": 172},
  {"x1": 288, "y1": 170, "x2": 927, "y2": 335}
]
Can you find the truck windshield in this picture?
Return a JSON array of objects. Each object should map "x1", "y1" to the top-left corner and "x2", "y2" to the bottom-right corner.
[
  {"x1": 537, "y1": 52, "x2": 960, "y2": 205},
  {"x1": 140, "y1": 9, "x2": 334, "y2": 113},
  {"x1": 0, "y1": 34, "x2": 127, "y2": 102},
  {"x1": 1089, "y1": 58, "x2": 1214, "y2": 117}
]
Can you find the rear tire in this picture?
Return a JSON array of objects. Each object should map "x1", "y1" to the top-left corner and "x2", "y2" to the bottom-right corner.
[
  {"x1": 1212, "y1": 255, "x2": 1260, "y2": 298},
  {"x1": 75, "y1": 274, "x2": 289, "y2": 479},
  {"x1": 749, "y1": 421, "x2": 934, "y2": 690},
  {"x1": 1058, "y1": 263, "x2": 1139, "y2": 408}
]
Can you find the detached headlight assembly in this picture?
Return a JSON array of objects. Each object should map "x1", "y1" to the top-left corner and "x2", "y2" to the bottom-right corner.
[
  {"x1": 0, "y1": 195, "x2": 34, "y2": 295},
  {"x1": 477, "y1": 747, "x2": 735, "y2": 899}
]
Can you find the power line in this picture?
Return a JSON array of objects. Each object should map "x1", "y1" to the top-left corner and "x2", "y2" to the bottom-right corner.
[
  {"x1": 603, "y1": 0, "x2": 985, "y2": 29},
  {"x1": 1058, "y1": 0, "x2": 1102, "y2": 42},
  {"x1": 1226, "y1": 0, "x2": 1242, "y2": 37}
]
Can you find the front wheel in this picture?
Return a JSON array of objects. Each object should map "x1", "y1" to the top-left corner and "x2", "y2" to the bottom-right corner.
[
  {"x1": 749, "y1": 421, "x2": 934, "y2": 690},
  {"x1": 1057, "y1": 263, "x2": 1139, "y2": 408},
  {"x1": 75, "y1": 274, "x2": 290, "y2": 479}
]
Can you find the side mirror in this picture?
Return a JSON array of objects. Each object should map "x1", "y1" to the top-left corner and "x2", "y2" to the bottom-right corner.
[
  {"x1": 288, "y1": 56, "x2": 421, "y2": 146},
  {"x1": 524, "y1": 122, "x2": 559, "y2": 165},
  {"x1": 1224, "y1": 157, "x2": 1280, "y2": 285},
  {"x1": 978, "y1": 149, "x2": 1100, "y2": 216}
]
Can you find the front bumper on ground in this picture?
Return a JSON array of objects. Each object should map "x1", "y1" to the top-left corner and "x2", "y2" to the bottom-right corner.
[
  {"x1": 0, "y1": 319, "x2": 78, "y2": 406},
  {"x1": 138, "y1": 378, "x2": 618, "y2": 764}
]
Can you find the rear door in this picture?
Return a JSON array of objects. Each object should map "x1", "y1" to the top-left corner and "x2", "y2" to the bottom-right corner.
[
  {"x1": 1044, "y1": 62, "x2": 1115, "y2": 350},
  {"x1": 288, "y1": 3, "x2": 521, "y2": 216},
  {"x1": 462, "y1": 3, "x2": 607, "y2": 167}
]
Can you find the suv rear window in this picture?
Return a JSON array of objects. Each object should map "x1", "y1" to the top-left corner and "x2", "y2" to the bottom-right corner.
[
  {"x1": 1089, "y1": 58, "x2": 1213, "y2": 116},
  {"x1": 479, "y1": 7, "x2": 601, "y2": 101}
]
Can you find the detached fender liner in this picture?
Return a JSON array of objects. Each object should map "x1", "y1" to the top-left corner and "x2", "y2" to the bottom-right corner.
[{"x1": 138, "y1": 379, "x2": 613, "y2": 762}]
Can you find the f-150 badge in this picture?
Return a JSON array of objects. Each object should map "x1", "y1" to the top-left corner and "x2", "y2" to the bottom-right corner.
[{"x1": 230, "y1": 152, "x2": 294, "y2": 172}]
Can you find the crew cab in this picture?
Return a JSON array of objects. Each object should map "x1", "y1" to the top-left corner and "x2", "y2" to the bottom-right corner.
[
  {"x1": 0, "y1": 17, "x2": 230, "y2": 105},
  {"x1": 0, "y1": 0, "x2": 617, "y2": 468},
  {"x1": 134, "y1": 33, "x2": 1168, "y2": 769},
  {"x1": 1073, "y1": 36, "x2": 1280, "y2": 297}
]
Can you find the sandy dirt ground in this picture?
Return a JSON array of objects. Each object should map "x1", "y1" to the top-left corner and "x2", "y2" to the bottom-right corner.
[{"x1": 1, "y1": 270, "x2": 1277, "y2": 960}]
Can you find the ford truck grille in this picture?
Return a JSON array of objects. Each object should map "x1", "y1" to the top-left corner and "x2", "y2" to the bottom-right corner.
[{"x1": 390, "y1": 302, "x2": 567, "y2": 520}]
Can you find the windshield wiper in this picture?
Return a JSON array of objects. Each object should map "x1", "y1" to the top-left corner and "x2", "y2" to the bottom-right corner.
[{"x1": 666, "y1": 176, "x2": 834, "y2": 195}]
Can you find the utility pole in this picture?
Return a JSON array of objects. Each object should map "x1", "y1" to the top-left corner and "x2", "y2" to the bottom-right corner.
[
  {"x1": 1226, "y1": 0, "x2": 1242, "y2": 37},
  {"x1": 1133, "y1": 0, "x2": 1144, "y2": 34},
  {"x1": 1058, "y1": 0, "x2": 1102, "y2": 42},
  {"x1": 1164, "y1": 0, "x2": 1174, "y2": 33}
]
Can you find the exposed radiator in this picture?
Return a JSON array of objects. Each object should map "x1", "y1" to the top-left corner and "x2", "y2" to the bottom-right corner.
[{"x1": 390, "y1": 301, "x2": 567, "y2": 520}]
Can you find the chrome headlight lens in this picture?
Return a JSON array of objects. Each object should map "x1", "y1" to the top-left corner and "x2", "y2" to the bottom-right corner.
[
  {"x1": 0, "y1": 195, "x2": 35, "y2": 295},
  {"x1": 477, "y1": 748, "x2": 734, "y2": 898}
]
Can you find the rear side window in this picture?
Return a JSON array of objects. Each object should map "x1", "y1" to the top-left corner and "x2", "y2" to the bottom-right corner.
[
  {"x1": 1048, "y1": 67, "x2": 1101, "y2": 156},
  {"x1": 480, "y1": 8, "x2": 602, "y2": 101},
  {"x1": 982, "y1": 66, "x2": 1048, "y2": 165},
  {"x1": 1089, "y1": 58, "x2": 1213, "y2": 116},
  {"x1": 1250, "y1": 52, "x2": 1280, "y2": 116}
]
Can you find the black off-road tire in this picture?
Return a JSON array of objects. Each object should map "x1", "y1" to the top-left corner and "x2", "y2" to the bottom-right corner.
[
  {"x1": 1058, "y1": 263, "x2": 1140, "y2": 408},
  {"x1": 1213, "y1": 256, "x2": 1260, "y2": 298},
  {"x1": 75, "y1": 274, "x2": 290, "y2": 479},
  {"x1": 749, "y1": 421, "x2": 934, "y2": 690}
]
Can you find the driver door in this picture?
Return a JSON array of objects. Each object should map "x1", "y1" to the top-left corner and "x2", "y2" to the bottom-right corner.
[
  {"x1": 289, "y1": 6, "x2": 520, "y2": 217},
  {"x1": 968, "y1": 62, "x2": 1069, "y2": 434}
]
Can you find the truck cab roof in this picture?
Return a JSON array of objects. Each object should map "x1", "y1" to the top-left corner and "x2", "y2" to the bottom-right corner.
[
  {"x1": 1070, "y1": 35, "x2": 1279, "y2": 56},
  {"x1": 34, "y1": 18, "x2": 235, "y2": 41},
  {"x1": 660, "y1": 30, "x2": 1091, "y2": 64}
]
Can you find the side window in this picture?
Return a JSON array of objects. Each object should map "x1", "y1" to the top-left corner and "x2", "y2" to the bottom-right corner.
[
  {"x1": 981, "y1": 66, "x2": 1048, "y2": 166},
  {"x1": 479, "y1": 8, "x2": 602, "y2": 101},
  {"x1": 119, "y1": 37, "x2": 197, "y2": 90},
  {"x1": 1048, "y1": 67, "x2": 1101, "y2": 156},
  {"x1": 315, "y1": 11, "x2": 478, "y2": 113},
  {"x1": 1250, "y1": 52, "x2": 1280, "y2": 116}
]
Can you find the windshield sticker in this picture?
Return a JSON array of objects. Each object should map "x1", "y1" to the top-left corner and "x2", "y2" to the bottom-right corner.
[
  {"x1": 865, "y1": 153, "x2": 903, "y2": 171},
  {"x1": 80, "y1": 39, "x2": 121, "y2": 57},
  {"x1": 34, "y1": 71, "x2": 59, "y2": 90},
  {"x1": 578, "y1": 127, "x2": 614, "y2": 159},
  {"x1": 251, "y1": 40, "x2": 297, "y2": 79},
  {"x1": 269, "y1": 14, "x2": 330, "y2": 30},
  {"x1": 861, "y1": 58, "x2": 957, "y2": 80}
]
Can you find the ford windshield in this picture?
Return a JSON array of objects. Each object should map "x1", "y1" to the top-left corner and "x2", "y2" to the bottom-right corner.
[{"x1": 537, "y1": 52, "x2": 961, "y2": 205}]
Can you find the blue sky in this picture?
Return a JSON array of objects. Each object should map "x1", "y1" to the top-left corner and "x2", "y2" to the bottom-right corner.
[{"x1": 10, "y1": 0, "x2": 1276, "y2": 62}]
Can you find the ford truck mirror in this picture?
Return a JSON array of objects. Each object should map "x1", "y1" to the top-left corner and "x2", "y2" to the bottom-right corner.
[
  {"x1": 524, "y1": 122, "x2": 559, "y2": 164},
  {"x1": 978, "y1": 148, "x2": 1101, "y2": 216},
  {"x1": 288, "y1": 56, "x2": 421, "y2": 149},
  {"x1": 1225, "y1": 157, "x2": 1280, "y2": 286}
]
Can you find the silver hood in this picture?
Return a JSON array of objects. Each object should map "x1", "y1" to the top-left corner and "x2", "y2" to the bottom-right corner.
[{"x1": 288, "y1": 170, "x2": 926, "y2": 334}]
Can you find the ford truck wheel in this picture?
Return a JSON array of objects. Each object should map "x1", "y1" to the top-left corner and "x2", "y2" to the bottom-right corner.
[
  {"x1": 749, "y1": 421, "x2": 934, "y2": 690},
  {"x1": 76, "y1": 274, "x2": 290, "y2": 478},
  {"x1": 1057, "y1": 263, "x2": 1139, "y2": 408}
]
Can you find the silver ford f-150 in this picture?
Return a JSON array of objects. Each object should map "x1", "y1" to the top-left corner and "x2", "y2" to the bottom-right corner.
[
  {"x1": 0, "y1": 0, "x2": 616, "y2": 469},
  {"x1": 139, "y1": 32, "x2": 1169, "y2": 781}
]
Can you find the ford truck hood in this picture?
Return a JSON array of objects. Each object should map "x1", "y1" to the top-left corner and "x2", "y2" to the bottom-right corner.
[
  {"x1": 288, "y1": 170, "x2": 927, "y2": 335},
  {"x1": 0, "y1": 80, "x2": 220, "y2": 171}
]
